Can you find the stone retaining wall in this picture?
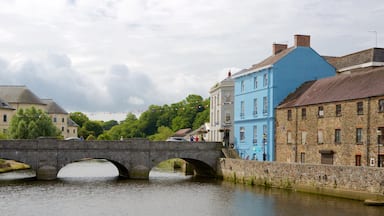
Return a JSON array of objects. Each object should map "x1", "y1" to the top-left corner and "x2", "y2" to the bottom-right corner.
[{"x1": 217, "y1": 159, "x2": 384, "y2": 201}]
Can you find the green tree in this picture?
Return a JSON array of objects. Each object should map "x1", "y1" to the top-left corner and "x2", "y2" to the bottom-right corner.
[
  {"x1": 83, "y1": 120, "x2": 104, "y2": 138},
  {"x1": 102, "y1": 120, "x2": 119, "y2": 131},
  {"x1": 148, "y1": 126, "x2": 174, "y2": 141},
  {"x1": 9, "y1": 107, "x2": 60, "y2": 139},
  {"x1": 70, "y1": 112, "x2": 89, "y2": 128}
]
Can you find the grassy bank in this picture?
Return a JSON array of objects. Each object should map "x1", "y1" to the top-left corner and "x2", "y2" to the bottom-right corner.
[{"x1": 0, "y1": 159, "x2": 30, "y2": 173}]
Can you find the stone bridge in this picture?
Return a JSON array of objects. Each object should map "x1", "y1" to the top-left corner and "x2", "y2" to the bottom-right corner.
[{"x1": 0, "y1": 138, "x2": 223, "y2": 180}]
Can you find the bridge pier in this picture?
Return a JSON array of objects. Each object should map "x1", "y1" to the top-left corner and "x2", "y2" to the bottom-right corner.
[
  {"x1": 36, "y1": 165, "x2": 58, "y2": 180},
  {"x1": 130, "y1": 165, "x2": 150, "y2": 179}
]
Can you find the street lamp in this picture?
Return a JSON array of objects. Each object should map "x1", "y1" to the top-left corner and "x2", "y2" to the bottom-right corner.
[{"x1": 263, "y1": 133, "x2": 267, "y2": 161}]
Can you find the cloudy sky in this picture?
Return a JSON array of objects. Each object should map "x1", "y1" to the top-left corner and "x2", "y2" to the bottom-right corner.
[{"x1": 0, "y1": 0, "x2": 383, "y2": 120}]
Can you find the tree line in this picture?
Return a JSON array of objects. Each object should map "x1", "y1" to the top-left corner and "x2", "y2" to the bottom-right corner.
[
  {"x1": 1, "y1": 94, "x2": 209, "y2": 141},
  {"x1": 74, "y1": 94, "x2": 210, "y2": 140}
]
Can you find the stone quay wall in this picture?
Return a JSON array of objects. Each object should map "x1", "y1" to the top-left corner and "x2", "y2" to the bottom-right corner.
[{"x1": 217, "y1": 159, "x2": 384, "y2": 201}]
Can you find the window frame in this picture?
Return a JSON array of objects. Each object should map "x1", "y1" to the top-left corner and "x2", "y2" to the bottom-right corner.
[
  {"x1": 335, "y1": 104, "x2": 342, "y2": 117},
  {"x1": 318, "y1": 106, "x2": 324, "y2": 118},
  {"x1": 356, "y1": 128, "x2": 363, "y2": 144},
  {"x1": 335, "y1": 129, "x2": 341, "y2": 144},
  {"x1": 357, "y1": 101, "x2": 364, "y2": 115}
]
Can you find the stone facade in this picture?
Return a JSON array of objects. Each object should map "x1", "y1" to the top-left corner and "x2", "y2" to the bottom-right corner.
[
  {"x1": 276, "y1": 96, "x2": 384, "y2": 166},
  {"x1": 217, "y1": 159, "x2": 384, "y2": 201}
]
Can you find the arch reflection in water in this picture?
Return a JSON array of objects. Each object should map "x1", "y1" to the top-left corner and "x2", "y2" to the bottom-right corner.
[{"x1": 57, "y1": 159, "x2": 119, "y2": 178}]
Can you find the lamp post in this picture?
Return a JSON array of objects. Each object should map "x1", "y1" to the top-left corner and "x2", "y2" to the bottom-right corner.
[{"x1": 263, "y1": 133, "x2": 267, "y2": 161}]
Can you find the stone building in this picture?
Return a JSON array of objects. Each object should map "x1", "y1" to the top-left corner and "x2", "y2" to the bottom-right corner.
[
  {"x1": 275, "y1": 67, "x2": 384, "y2": 167},
  {"x1": 0, "y1": 85, "x2": 78, "y2": 138}
]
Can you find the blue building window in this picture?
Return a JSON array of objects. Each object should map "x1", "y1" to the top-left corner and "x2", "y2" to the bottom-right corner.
[
  {"x1": 253, "y1": 125, "x2": 257, "y2": 145},
  {"x1": 253, "y1": 98, "x2": 258, "y2": 116},
  {"x1": 263, "y1": 96, "x2": 268, "y2": 115},
  {"x1": 240, "y1": 101, "x2": 245, "y2": 119},
  {"x1": 263, "y1": 73, "x2": 268, "y2": 87},
  {"x1": 253, "y1": 77, "x2": 258, "y2": 89},
  {"x1": 241, "y1": 80, "x2": 245, "y2": 92},
  {"x1": 240, "y1": 127, "x2": 245, "y2": 142}
]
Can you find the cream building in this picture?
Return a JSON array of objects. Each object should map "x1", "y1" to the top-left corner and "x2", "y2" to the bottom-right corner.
[{"x1": 0, "y1": 85, "x2": 78, "y2": 138}]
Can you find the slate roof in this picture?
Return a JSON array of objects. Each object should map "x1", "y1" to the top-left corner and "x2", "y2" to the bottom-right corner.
[
  {"x1": 41, "y1": 99, "x2": 68, "y2": 114},
  {"x1": 0, "y1": 97, "x2": 15, "y2": 110},
  {"x1": 0, "y1": 85, "x2": 46, "y2": 105},
  {"x1": 278, "y1": 67, "x2": 384, "y2": 108},
  {"x1": 232, "y1": 47, "x2": 294, "y2": 77},
  {"x1": 326, "y1": 48, "x2": 384, "y2": 71}
]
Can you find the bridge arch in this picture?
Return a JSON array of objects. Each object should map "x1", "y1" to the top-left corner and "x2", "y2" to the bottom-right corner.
[{"x1": 57, "y1": 158, "x2": 130, "y2": 179}]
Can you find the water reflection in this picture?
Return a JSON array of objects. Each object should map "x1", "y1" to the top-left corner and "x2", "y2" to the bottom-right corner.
[{"x1": 0, "y1": 161, "x2": 383, "y2": 216}]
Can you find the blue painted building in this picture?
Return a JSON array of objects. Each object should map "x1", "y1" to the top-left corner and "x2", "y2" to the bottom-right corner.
[{"x1": 232, "y1": 34, "x2": 335, "y2": 161}]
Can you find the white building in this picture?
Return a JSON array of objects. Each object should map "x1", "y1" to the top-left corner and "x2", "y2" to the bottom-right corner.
[{"x1": 208, "y1": 71, "x2": 234, "y2": 146}]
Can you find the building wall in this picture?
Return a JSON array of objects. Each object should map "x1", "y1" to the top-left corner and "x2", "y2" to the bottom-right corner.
[
  {"x1": 234, "y1": 47, "x2": 335, "y2": 161},
  {"x1": 0, "y1": 109, "x2": 14, "y2": 134},
  {"x1": 276, "y1": 96, "x2": 384, "y2": 166}
]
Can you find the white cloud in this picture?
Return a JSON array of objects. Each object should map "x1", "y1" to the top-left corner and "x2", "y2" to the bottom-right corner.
[{"x1": 0, "y1": 0, "x2": 383, "y2": 116}]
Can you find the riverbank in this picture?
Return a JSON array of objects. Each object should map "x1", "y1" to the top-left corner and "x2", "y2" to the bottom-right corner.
[
  {"x1": 0, "y1": 159, "x2": 30, "y2": 173},
  {"x1": 217, "y1": 158, "x2": 384, "y2": 203}
]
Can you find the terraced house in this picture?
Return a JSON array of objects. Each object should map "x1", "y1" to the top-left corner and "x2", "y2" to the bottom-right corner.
[
  {"x1": 276, "y1": 48, "x2": 384, "y2": 167},
  {"x1": 0, "y1": 85, "x2": 78, "y2": 138},
  {"x1": 232, "y1": 34, "x2": 335, "y2": 161}
]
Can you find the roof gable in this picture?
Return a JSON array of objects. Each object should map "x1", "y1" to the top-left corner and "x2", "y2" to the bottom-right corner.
[{"x1": 41, "y1": 99, "x2": 68, "y2": 114}]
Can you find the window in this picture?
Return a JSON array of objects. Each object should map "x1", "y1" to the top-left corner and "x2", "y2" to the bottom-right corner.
[
  {"x1": 263, "y1": 96, "x2": 268, "y2": 115},
  {"x1": 61, "y1": 127, "x2": 64, "y2": 132},
  {"x1": 379, "y1": 99, "x2": 384, "y2": 112},
  {"x1": 318, "y1": 106, "x2": 324, "y2": 118},
  {"x1": 301, "y1": 108, "x2": 306, "y2": 120},
  {"x1": 240, "y1": 127, "x2": 245, "y2": 142},
  {"x1": 356, "y1": 128, "x2": 363, "y2": 144},
  {"x1": 335, "y1": 129, "x2": 341, "y2": 144},
  {"x1": 300, "y1": 152, "x2": 305, "y2": 163},
  {"x1": 253, "y1": 98, "x2": 258, "y2": 116},
  {"x1": 287, "y1": 109, "x2": 292, "y2": 121},
  {"x1": 301, "y1": 131, "x2": 307, "y2": 145},
  {"x1": 357, "y1": 102, "x2": 364, "y2": 115},
  {"x1": 263, "y1": 125, "x2": 267, "y2": 143},
  {"x1": 53, "y1": 117, "x2": 57, "y2": 123},
  {"x1": 335, "y1": 104, "x2": 341, "y2": 117},
  {"x1": 253, "y1": 77, "x2": 258, "y2": 89},
  {"x1": 62, "y1": 118, "x2": 65, "y2": 123},
  {"x1": 355, "y1": 155, "x2": 361, "y2": 166},
  {"x1": 287, "y1": 131, "x2": 293, "y2": 144},
  {"x1": 318, "y1": 130, "x2": 324, "y2": 144},
  {"x1": 320, "y1": 151, "x2": 334, "y2": 164},
  {"x1": 3, "y1": 114, "x2": 7, "y2": 122},
  {"x1": 240, "y1": 101, "x2": 245, "y2": 119},
  {"x1": 241, "y1": 80, "x2": 245, "y2": 92},
  {"x1": 253, "y1": 125, "x2": 257, "y2": 144},
  {"x1": 225, "y1": 112, "x2": 231, "y2": 123},
  {"x1": 263, "y1": 73, "x2": 268, "y2": 87}
]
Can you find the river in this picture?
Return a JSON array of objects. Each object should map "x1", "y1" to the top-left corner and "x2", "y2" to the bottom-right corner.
[{"x1": 0, "y1": 160, "x2": 382, "y2": 216}]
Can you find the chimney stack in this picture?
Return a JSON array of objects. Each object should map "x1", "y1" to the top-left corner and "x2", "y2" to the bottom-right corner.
[
  {"x1": 294, "y1": 34, "x2": 310, "y2": 47},
  {"x1": 273, "y1": 43, "x2": 288, "y2": 55}
]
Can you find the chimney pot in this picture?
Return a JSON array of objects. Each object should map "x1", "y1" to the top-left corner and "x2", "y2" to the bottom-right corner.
[
  {"x1": 294, "y1": 34, "x2": 310, "y2": 47},
  {"x1": 273, "y1": 43, "x2": 288, "y2": 55}
]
